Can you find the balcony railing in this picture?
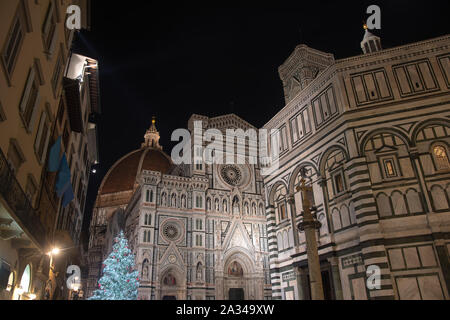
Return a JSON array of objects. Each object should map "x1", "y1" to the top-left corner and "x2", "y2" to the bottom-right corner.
[{"x1": 0, "y1": 148, "x2": 47, "y2": 249}]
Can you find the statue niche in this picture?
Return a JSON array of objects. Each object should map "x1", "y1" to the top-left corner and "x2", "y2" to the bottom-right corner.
[
  {"x1": 142, "y1": 259, "x2": 149, "y2": 280},
  {"x1": 232, "y1": 196, "x2": 240, "y2": 215}
]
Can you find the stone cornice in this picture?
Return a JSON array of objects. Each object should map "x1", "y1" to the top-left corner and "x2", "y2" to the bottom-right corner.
[{"x1": 263, "y1": 34, "x2": 450, "y2": 130}]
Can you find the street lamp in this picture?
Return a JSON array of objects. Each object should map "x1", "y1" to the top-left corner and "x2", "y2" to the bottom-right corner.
[
  {"x1": 296, "y1": 177, "x2": 325, "y2": 300},
  {"x1": 49, "y1": 248, "x2": 61, "y2": 256}
]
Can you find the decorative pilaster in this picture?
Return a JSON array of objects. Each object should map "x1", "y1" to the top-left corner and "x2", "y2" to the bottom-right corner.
[
  {"x1": 265, "y1": 205, "x2": 282, "y2": 300},
  {"x1": 345, "y1": 157, "x2": 395, "y2": 300}
]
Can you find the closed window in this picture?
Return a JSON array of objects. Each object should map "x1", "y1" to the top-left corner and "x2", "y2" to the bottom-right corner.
[
  {"x1": 42, "y1": 1, "x2": 57, "y2": 54},
  {"x1": 196, "y1": 235, "x2": 203, "y2": 246},
  {"x1": 34, "y1": 111, "x2": 51, "y2": 164},
  {"x1": 20, "y1": 68, "x2": 41, "y2": 132},
  {"x1": 278, "y1": 203, "x2": 287, "y2": 221},
  {"x1": 333, "y1": 172, "x2": 345, "y2": 195},
  {"x1": 52, "y1": 50, "x2": 64, "y2": 96},
  {"x1": 2, "y1": 4, "x2": 26, "y2": 78},
  {"x1": 290, "y1": 108, "x2": 312, "y2": 144}
]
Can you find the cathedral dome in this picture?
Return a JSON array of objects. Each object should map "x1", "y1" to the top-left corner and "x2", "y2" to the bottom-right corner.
[
  {"x1": 99, "y1": 148, "x2": 173, "y2": 195},
  {"x1": 99, "y1": 118, "x2": 173, "y2": 195}
]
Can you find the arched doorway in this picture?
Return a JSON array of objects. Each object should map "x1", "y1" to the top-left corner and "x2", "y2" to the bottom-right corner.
[
  {"x1": 224, "y1": 260, "x2": 247, "y2": 300},
  {"x1": 159, "y1": 268, "x2": 186, "y2": 300}
]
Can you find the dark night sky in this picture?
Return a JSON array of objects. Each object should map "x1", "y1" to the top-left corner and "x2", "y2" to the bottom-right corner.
[{"x1": 74, "y1": 1, "x2": 450, "y2": 249}]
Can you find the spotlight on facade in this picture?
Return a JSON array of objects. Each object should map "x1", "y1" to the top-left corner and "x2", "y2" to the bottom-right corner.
[
  {"x1": 92, "y1": 169, "x2": 97, "y2": 174},
  {"x1": 28, "y1": 293, "x2": 37, "y2": 300},
  {"x1": 51, "y1": 248, "x2": 61, "y2": 255}
]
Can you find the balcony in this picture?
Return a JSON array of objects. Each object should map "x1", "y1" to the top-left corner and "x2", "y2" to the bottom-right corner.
[{"x1": 0, "y1": 148, "x2": 47, "y2": 249}]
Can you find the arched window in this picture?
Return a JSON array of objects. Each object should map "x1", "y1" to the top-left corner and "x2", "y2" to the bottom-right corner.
[
  {"x1": 391, "y1": 191, "x2": 407, "y2": 216},
  {"x1": 20, "y1": 264, "x2": 31, "y2": 294},
  {"x1": 431, "y1": 185, "x2": 449, "y2": 211},
  {"x1": 277, "y1": 233, "x2": 283, "y2": 250},
  {"x1": 150, "y1": 190, "x2": 153, "y2": 202},
  {"x1": 377, "y1": 193, "x2": 393, "y2": 217},
  {"x1": 223, "y1": 199, "x2": 228, "y2": 213},
  {"x1": 433, "y1": 145, "x2": 450, "y2": 171},
  {"x1": 283, "y1": 231, "x2": 289, "y2": 249},
  {"x1": 273, "y1": 184, "x2": 288, "y2": 222},
  {"x1": 143, "y1": 230, "x2": 151, "y2": 243}
]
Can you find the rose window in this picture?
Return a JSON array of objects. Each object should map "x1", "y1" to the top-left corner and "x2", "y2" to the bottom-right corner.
[
  {"x1": 221, "y1": 165, "x2": 243, "y2": 186},
  {"x1": 163, "y1": 223, "x2": 179, "y2": 241}
]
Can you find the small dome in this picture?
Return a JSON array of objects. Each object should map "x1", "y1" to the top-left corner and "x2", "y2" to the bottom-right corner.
[
  {"x1": 99, "y1": 148, "x2": 173, "y2": 195},
  {"x1": 361, "y1": 26, "x2": 382, "y2": 54}
]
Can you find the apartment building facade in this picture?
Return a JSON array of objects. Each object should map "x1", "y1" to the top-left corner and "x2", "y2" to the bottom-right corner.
[{"x1": 0, "y1": 0, "x2": 96, "y2": 300}]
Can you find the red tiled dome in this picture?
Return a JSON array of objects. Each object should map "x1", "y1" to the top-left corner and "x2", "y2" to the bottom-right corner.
[{"x1": 99, "y1": 148, "x2": 172, "y2": 195}]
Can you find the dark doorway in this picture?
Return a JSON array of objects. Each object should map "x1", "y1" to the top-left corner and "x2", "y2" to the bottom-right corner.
[
  {"x1": 229, "y1": 288, "x2": 245, "y2": 300},
  {"x1": 304, "y1": 269, "x2": 334, "y2": 300},
  {"x1": 162, "y1": 296, "x2": 177, "y2": 300}
]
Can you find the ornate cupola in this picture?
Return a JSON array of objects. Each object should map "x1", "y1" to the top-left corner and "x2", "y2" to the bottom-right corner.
[
  {"x1": 361, "y1": 23, "x2": 382, "y2": 54},
  {"x1": 142, "y1": 116, "x2": 162, "y2": 150},
  {"x1": 278, "y1": 45, "x2": 335, "y2": 104}
]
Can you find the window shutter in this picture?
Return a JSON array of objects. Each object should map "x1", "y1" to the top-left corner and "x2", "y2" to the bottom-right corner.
[
  {"x1": 48, "y1": 27, "x2": 59, "y2": 56},
  {"x1": 34, "y1": 112, "x2": 46, "y2": 154},
  {"x1": 40, "y1": 126, "x2": 51, "y2": 164},
  {"x1": 28, "y1": 90, "x2": 41, "y2": 133},
  {"x1": 67, "y1": 29, "x2": 74, "y2": 48},
  {"x1": 42, "y1": 1, "x2": 54, "y2": 37},
  {"x1": 19, "y1": 68, "x2": 35, "y2": 113}
]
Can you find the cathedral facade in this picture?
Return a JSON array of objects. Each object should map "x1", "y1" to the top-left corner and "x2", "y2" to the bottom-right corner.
[
  {"x1": 86, "y1": 115, "x2": 271, "y2": 300},
  {"x1": 86, "y1": 30, "x2": 450, "y2": 300}
]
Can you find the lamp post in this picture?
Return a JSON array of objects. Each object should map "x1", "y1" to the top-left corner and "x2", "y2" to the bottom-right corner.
[{"x1": 297, "y1": 177, "x2": 324, "y2": 300}]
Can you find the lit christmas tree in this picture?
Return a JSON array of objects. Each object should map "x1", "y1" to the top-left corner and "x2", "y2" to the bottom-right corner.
[{"x1": 89, "y1": 231, "x2": 140, "y2": 300}]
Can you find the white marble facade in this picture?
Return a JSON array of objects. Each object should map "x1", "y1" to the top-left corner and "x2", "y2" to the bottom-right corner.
[
  {"x1": 263, "y1": 32, "x2": 450, "y2": 300},
  {"x1": 87, "y1": 31, "x2": 450, "y2": 300}
]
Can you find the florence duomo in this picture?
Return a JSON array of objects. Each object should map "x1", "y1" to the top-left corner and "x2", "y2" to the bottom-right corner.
[{"x1": 0, "y1": 0, "x2": 449, "y2": 309}]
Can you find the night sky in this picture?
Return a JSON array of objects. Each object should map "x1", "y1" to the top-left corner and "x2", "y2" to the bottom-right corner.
[{"x1": 74, "y1": 1, "x2": 450, "y2": 249}]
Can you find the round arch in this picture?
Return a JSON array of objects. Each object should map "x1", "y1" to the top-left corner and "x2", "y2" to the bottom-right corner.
[
  {"x1": 223, "y1": 247, "x2": 256, "y2": 276},
  {"x1": 268, "y1": 180, "x2": 289, "y2": 207},
  {"x1": 288, "y1": 161, "x2": 319, "y2": 195},
  {"x1": 411, "y1": 118, "x2": 450, "y2": 146},
  {"x1": 319, "y1": 145, "x2": 350, "y2": 176},
  {"x1": 359, "y1": 128, "x2": 412, "y2": 155}
]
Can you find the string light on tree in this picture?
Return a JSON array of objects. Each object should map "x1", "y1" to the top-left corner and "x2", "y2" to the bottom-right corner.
[{"x1": 89, "y1": 231, "x2": 140, "y2": 300}]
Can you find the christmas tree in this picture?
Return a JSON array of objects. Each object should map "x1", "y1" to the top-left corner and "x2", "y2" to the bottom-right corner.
[{"x1": 89, "y1": 231, "x2": 140, "y2": 300}]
